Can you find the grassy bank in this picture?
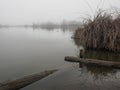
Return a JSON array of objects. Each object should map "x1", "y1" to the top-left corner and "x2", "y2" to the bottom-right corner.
[{"x1": 74, "y1": 10, "x2": 120, "y2": 52}]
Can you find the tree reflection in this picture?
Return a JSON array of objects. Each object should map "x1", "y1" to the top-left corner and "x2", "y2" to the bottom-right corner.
[
  {"x1": 72, "y1": 38, "x2": 120, "y2": 79},
  {"x1": 81, "y1": 64, "x2": 117, "y2": 80},
  {"x1": 73, "y1": 39, "x2": 120, "y2": 62}
]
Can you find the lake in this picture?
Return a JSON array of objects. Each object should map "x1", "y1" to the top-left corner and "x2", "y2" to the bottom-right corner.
[{"x1": 0, "y1": 27, "x2": 120, "y2": 90}]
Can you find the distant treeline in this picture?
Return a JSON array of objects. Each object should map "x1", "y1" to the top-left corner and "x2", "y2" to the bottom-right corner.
[
  {"x1": 0, "y1": 24, "x2": 9, "y2": 28},
  {"x1": 31, "y1": 21, "x2": 81, "y2": 30},
  {"x1": 0, "y1": 21, "x2": 81, "y2": 30}
]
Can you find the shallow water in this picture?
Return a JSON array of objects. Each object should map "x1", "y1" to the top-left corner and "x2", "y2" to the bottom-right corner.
[{"x1": 0, "y1": 27, "x2": 120, "y2": 90}]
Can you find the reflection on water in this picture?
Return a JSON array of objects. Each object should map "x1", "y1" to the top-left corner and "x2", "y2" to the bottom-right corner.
[
  {"x1": 85, "y1": 50, "x2": 120, "y2": 61},
  {"x1": 80, "y1": 64, "x2": 117, "y2": 79},
  {"x1": 73, "y1": 38, "x2": 120, "y2": 61},
  {"x1": 72, "y1": 38, "x2": 120, "y2": 78},
  {"x1": 22, "y1": 64, "x2": 120, "y2": 90},
  {"x1": 23, "y1": 29, "x2": 120, "y2": 90},
  {"x1": 0, "y1": 27, "x2": 120, "y2": 90},
  {"x1": 0, "y1": 27, "x2": 75, "y2": 82}
]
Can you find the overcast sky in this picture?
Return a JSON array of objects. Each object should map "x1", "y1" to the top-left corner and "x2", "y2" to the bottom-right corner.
[{"x1": 0, "y1": 0, "x2": 120, "y2": 25}]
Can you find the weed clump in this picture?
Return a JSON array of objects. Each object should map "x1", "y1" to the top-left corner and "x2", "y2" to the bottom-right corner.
[{"x1": 74, "y1": 10, "x2": 120, "y2": 52}]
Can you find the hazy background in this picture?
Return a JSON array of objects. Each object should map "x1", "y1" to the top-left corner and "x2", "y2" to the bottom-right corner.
[{"x1": 0, "y1": 0, "x2": 120, "y2": 25}]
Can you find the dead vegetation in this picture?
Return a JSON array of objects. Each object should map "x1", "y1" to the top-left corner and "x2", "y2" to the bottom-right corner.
[{"x1": 74, "y1": 10, "x2": 120, "y2": 52}]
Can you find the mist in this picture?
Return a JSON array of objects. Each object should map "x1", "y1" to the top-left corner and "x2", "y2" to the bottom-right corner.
[{"x1": 0, "y1": 0, "x2": 120, "y2": 25}]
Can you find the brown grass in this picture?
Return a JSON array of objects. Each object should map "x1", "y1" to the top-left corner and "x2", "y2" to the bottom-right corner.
[{"x1": 74, "y1": 10, "x2": 120, "y2": 52}]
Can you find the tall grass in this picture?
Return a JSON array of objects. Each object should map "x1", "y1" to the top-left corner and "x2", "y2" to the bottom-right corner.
[{"x1": 74, "y1": 10, "x2": 120, "y2": 52}]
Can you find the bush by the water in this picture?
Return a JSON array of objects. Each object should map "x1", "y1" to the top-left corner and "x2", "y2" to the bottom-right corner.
[{"x1": 74, "y1": 10, "x2": 120, "y2": 52}]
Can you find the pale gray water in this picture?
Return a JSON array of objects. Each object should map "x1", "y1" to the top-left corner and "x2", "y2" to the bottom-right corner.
[
  {"x1": 0, "y1": 27, "x2": 75, "y2": 81},
  {"x1": 0, "y1": 27, "x2": 120, "y2": 90}
]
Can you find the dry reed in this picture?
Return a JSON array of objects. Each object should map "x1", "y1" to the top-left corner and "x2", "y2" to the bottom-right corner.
[{"x1": 74, "y1": 10, "x2": 120, "y2": 52}]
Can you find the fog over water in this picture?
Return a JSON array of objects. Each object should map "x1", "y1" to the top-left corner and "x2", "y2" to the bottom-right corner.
[
  {"x1": 0, "y1": 0, "x2": 120, "y2": 25},
  {"x1": 0, "y1": 1, "x2": 120, "y2": 90}
]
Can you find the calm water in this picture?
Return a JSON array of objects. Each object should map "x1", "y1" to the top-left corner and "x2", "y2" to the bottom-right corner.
[{"x1": 0, "y1": 27, "x2": 120, "y2": 90}]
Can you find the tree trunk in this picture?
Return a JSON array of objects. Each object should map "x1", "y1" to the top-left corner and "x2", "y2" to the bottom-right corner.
[
  {"x1": 65, "y1": 56, "x2": 120, "y2": 68},
  {"x1": 0, "y1": 70, "x2": 57, "y2": 90}
]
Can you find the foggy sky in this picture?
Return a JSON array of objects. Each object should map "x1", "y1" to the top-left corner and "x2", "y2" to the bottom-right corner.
[{"x1": 0, "y1": 0, "x2": 120, "y2": 25}]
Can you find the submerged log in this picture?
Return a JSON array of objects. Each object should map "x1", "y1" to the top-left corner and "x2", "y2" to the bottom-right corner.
[
  {"x1": 65, "y1": 56, "x2": 120, "y2": 68},
  {"x1": 0, "y1": 70, "x2": 57, "y2": 90}
]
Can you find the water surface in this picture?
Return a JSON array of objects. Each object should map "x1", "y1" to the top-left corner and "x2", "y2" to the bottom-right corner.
[
  {"x1": 0, "y1": 27, "x2": 120, "y2": 90},
  {"x1": 0, "y1": 27, "x2": 75, "y2": 81}
]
